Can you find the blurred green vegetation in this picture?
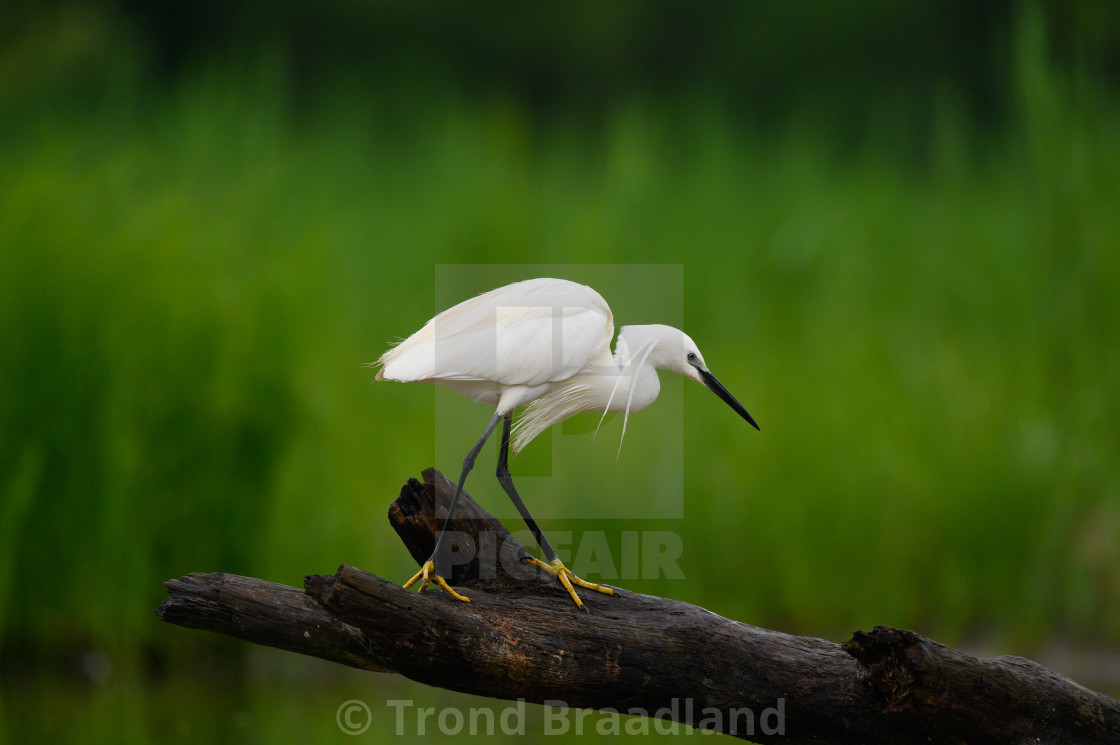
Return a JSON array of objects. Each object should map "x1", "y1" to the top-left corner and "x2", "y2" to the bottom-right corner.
[{"x1": 2, "y1": 0, "x2": 1120, "y2": 741}]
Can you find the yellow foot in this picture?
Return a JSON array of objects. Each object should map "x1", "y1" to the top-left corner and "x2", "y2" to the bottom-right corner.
[
  {"x1": 525, "y1": 557, "x2": 614, "y2": 611},
  {"x1": 402, "y1": 559, "x2": 470, "y2": 602}
]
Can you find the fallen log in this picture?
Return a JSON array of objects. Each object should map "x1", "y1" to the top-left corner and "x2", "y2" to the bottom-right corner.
[{"x1": 158, "y1": 469, "x2": 1120, "y2": 744}]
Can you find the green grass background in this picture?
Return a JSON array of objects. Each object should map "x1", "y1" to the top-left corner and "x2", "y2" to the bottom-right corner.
[{"x1": 2, "y1": 3, "x2": 1118, "y2": 742}]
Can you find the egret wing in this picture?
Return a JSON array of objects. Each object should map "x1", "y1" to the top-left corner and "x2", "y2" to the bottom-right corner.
[{"x1": 377, "y1": 278, "x2": 614, "y2": 386}]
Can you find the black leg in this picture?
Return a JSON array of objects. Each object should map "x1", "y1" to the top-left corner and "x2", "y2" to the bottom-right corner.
[
  {"x1": 429, "y1": 410, "x2": 502, "y2": 574},
  {"x1": 409, "y1": 410, "x2": 613, "y2": 610},
  {"x1": 495, "y1": 415, "x2": 613, "y2": 612},
  {"x1": 496, "y1": 414, "x2": 560, "y2": 563}
]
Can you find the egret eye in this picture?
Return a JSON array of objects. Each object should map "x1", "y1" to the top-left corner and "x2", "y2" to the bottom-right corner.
[{"x1": 687, "y1": 352, "x2": 697, "y2": 362}]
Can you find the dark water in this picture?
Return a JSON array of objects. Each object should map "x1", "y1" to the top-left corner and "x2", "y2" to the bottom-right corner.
[
  {"x1": 3, "y1": 649, "x2": 713, "y2": 743},
  {"x1": 5, "y1": 643, "x2": 1117, "y2": 743}
]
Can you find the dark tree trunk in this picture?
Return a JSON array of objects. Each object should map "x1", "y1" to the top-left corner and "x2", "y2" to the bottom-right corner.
[{"x1": 158, "y1": 469, "x2": 1120, "y2": 744}]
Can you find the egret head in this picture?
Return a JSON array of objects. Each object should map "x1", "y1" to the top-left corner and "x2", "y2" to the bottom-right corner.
[{"x1": 625, "y1": 324, "x2": 760, "y2": 431}]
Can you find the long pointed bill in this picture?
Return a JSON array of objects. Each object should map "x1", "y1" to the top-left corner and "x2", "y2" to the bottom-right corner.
[{"x1": 699, "y1": 368, "x2": 760, "y2": 431}]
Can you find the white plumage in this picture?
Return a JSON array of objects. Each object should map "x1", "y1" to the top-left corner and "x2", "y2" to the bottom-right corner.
[
  {"x1": 377, "y1": 278, "x2": 613, "y2": 402},
  {"x1": 377, "y1": 277, "x2": 757, "y2": 609},
  {"x1": 376, "y1": 278, "x2": 754, "y2": 454}
]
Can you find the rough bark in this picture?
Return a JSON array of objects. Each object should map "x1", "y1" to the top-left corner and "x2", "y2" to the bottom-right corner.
[{"x1": 158, "y1": 469, "x2": 1120, "y2": 744}]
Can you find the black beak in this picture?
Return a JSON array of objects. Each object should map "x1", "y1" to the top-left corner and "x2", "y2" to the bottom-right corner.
[{"x1": 699, "y1": 368, "x2": 760, "y2": 431}]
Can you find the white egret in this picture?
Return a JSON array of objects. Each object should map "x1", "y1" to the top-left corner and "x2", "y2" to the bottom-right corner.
[{"x1": 375, "y1": 277, "x2": 758, "y2": 610}]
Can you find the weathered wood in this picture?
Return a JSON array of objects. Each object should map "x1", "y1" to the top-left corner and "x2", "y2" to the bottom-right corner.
[
  {"x1": 159, "y1": 469, "x2": 1120, "y2": 744},
  {"x1": 844, "y1": 626, "x2": 1120, "y2": 744},
  {"x1": 386, "y1": 468, "x2": 536, "y2": 594},
  {"x1": 158, "y1": 572, "x2": 392, "y2": 673}
]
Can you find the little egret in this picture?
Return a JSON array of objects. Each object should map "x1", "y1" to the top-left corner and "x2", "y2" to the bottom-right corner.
[{"x1": 375, "y1": 277, "x2": 758, "y2": 610}]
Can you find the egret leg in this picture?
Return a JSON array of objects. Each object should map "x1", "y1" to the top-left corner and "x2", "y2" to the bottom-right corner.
[
  {"x1": 495, "y1": 415, "x2": 614, "y2": 611},
  {"x1": 403, "y1": 410, "x2": 502, "y2": 602}
]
